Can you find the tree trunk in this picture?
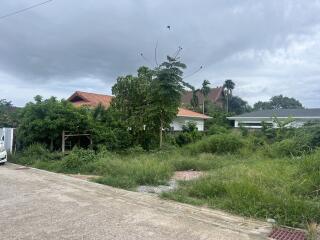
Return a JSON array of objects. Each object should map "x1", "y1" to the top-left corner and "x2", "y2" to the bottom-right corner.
[
  {"x1": 50, "y1": 138, "x2": 54, "y2": 151},
  {"x1": 226, "y1": 94, "x2": 229, "y2": 113},
  {"x1": 159, "y1": 120, "x2": 163, "y2": 148},
  {"x1": 202, "y1": 99, "x2": 205, "y2": 114}
]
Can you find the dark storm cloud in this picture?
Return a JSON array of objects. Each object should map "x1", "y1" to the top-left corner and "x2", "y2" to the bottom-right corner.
[{"x1": 1, "y1": 0, "x2": 320, "y2": 106}]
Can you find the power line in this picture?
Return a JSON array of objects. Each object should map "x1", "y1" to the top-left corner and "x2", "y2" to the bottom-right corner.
[
  {"x1": 183, "y1": 66, "x2": 203, "y2": 79},
  {"x1": 0, "y1": 0, "x2": 53, "y2": 20}
]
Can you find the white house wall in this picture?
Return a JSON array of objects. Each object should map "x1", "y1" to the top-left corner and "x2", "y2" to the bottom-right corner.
[
  {"x1": 171, "y1": 117, "x2": 205, "y2": 131},
  {"x1": 0, "y1": 128, "x2": 14, "y2": 153},
  {"x1": 234, "y1": 119, "x2": 308, "y2": 129}
]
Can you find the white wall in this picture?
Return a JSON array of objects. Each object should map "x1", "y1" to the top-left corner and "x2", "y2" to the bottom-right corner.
[
  {"x1": 234, "y1": 120, "x2": 307, "y2": 129},
  {"x1": 171, "y1": 117, "x2": 205, "y2": 131},
  {"x1": 0, "y1": 128, "x2": 14, "y2": 153}
]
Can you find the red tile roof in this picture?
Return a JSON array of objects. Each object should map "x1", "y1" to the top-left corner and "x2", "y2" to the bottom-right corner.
[
  {"x1": 68, "y1": 91, "x2": 113, "y2": 108},
  {"x1": 177, "y1": 108, "x2": 212, "y2": 119},
  {"x1": 68, "y1": 91, "x2": 211, "y2": 119},
  {"x1": 181, "y1": 87, "x2": 224, "y2": 107}
]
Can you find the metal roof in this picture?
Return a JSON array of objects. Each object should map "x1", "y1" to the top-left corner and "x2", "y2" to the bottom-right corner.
[{"x1": 228, "y1": 108, "x2": 320, "y2": 120}]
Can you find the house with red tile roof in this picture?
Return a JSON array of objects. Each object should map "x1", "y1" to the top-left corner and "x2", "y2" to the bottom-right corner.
[
  {"x1": 181, "y1": 86, "x2": 225, "y2": 108},
  {"x1": 68, "y1": 91, "x2": 211, "y2": 131}
]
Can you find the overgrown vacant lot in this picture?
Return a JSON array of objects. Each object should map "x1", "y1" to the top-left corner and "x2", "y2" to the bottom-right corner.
[{"x1": 10, "y1": 132, "x2": 320, "y2": 229}]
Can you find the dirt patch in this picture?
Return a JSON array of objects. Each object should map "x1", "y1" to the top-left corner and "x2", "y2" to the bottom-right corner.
[
  {"x1": 137, "y1": 171, "x2": 205, "y2": 194},
  {"x1": 67, "y1": 174, "x2": 99, "y2": 181},
  {"x1": 173, "y1": 171, "x2": 205, "y2": 181}
]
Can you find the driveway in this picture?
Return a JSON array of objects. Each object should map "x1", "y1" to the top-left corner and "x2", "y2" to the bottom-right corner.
[{"x1": 0, "y1": 163, "x2": 271, "y2": 240}]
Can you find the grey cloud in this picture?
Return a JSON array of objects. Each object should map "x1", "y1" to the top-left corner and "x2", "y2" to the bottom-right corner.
[{"x1": 0, "y1": 0, "x2": 320, "y2": 107}]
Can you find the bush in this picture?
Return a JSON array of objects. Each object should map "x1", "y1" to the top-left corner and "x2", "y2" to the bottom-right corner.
[
  {"x1": 187, "y1": 134, "x2": 244, "y2": 154},
  {"x1": 61, "y1": 148, "x2": 96, "y2": 173},
  {"x1": 207, "y1": 125, "x2": 228, "y2": 135},
  {"x1": 175, "y1": 122, "x2": 203, "y2": 146},
  {"x1": 175, "y1": 132, "x2": 194, "y2": 146},
  {"x1": 10, "y1": 144, "x2": 60, "y2": 165},
  {"x1": 270, "y1": 137, "x2": 311, "y2": 157}
]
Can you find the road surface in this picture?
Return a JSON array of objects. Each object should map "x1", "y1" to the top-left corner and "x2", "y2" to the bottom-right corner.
[{"x1": 0, "y1": 163, "x2": 271, "y2": 240}]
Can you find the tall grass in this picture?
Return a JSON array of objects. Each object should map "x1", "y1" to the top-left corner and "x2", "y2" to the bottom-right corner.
[{"x1": 163, "y1": 156, "x2": 320, "y2": 228}]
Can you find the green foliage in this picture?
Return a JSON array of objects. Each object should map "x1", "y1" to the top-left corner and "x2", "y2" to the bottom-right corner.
[
  {"x1": 175, "y1": 122, "x2": 202, "y2": 146},
  {"x1": 187, "y1": 133, "x2": 244, "y2": 154},
  {"x1": 112, "y1": 57, "x2": 188, "y2": 149},
  {"x1": 17, "y1": 96, "x2": 90, "y2": 150},
  {"x1": 205, "y1": 102, "x2": 232, "y2": 127},
  {"x1": 253, "y1": 95, "x2": 303, "y2": 110},
  {"x1": 295, "y1": 149, "x2": 320, "y2": 197},
  {"x1": 0, "y1": 99, "x2": 19, "y2": 127},
  {"x1": 111, "y1": 67, "x2": 153, "y2": 148},
  {"x1": 61, "y1": 148, "x2": 97, "y2": 173},
  {"x1": 90, "y1": 106, "x2": 134, "y2": 151},
  {"x1": 10, "y1": 143, "x2": 62, "y2": 166},
  {"x1": 229, "y1": 96, "x2": 252, "y2": 115},
  {"x1": 223, "y1": 79, "x2": 235, "y2": 113},
  {"x1": 164, "y1": 157, "x2": 320, "y2": 227},
  {"x1": 150, "y1": 56, "x2": 187, "y2": 147},
  {"x1": 207, "y1": 125, "x2": 228, "y2": 135},
  {"x1": 270, "y1": 138, "x2": 311, "y2": 157}
]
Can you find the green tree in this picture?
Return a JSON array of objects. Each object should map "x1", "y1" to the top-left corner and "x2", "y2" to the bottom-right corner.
[
  {"x1": 150, "y1": 56, "x2": 187, "y2": 148},
  {"x1": 112, "y1": 66, "x2": 154, "y2": 148},
  {"x1": 229, "y1": 96, "x2": 252, "y2": 115},
  {"x1": 253, "y1": 95, "x2": 303, "y2": 110},
  {"x1": 17, "y1": 96, "x2": 90, "y2": 150},
  {"x1": 90, "y1": 104, "x2": 133, "y2": 150},
  {"x1": 200, "y1": 80, "x2": 211, "y2": 114},
  {"x1": 0, "y1": 99, "x2": 19, "y2": 127},
  {"x1": 223, "y1": 79, "x2": 235, "y2": 113},
  {"x1": 190, "y1": 88, "x2": 199, "y2": 110}
]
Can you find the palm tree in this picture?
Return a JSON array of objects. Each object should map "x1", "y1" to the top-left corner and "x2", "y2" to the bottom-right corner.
[
  {"x1": 223, "y1": 79, "x2": 235, "y2": 113},
  {"x1": 200, "y1": 80, "x2": 211, "y2": 114},
  {"x1": 190, "y1": 88, "x2": 199, "y2": 110}
]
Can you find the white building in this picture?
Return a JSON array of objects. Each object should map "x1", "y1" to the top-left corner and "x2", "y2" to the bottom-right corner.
[
  {"x1": 227, "y1": 108, "x2": 320, "y2": 129},
  {"x1": 171, "y1": 108, "x2": 212, "y2": 131}
]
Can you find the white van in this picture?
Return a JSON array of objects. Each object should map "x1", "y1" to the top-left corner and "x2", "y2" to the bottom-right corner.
[{"x1": 0, "y1": 137, "x2": 7, "y2": 165}]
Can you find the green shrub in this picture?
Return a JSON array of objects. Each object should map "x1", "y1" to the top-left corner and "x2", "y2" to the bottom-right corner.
[
  {"x1": 11, "y1": 144, "x2": 55, "y2": 165},
  {"x1": 207, "y1": 125, "x2": 228, "y2": 135},
  {"x1": 271, "y1": 138, "x2": 311, "y2": 157},
  {"x1": 175, "y1": 122, "x2": 203, "y2": 146},
  {"x1": 175, "y1": 132, "x2": 194, "y2": 146},
  {"x1": 187, "y1": 134, "x2": 244, "y2": 154},
  {"x1": 61, "y1": 148, "x2": 96, "y2": 173}
]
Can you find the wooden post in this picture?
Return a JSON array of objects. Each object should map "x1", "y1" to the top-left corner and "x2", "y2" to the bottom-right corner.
[{"x1": 62, "y1": 131, "x2": 65, "y2": 153}]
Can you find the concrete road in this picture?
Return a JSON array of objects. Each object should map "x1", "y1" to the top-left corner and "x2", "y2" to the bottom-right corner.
[{"x1": 0, "y1": 163, "x2": 271, "y2": 240}]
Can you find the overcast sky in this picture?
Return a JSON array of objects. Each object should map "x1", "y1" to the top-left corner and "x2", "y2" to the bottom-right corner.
[{"x1": 1, "y1": 0, "x2": 320, "y2": 107}]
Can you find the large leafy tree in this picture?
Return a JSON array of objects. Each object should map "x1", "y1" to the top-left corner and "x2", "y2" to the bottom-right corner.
[
  {"x1": 112, "y1": 66, "x2": 154, "y2": 148},
  {"x1": 0, "y1": 99, "x2": 19, "y2": 127},
  {"x1": 150, "y1": 56, "x2": 187, "y2": 147},
  {"x1": 17, "y1": 96, "x2": 90, "y2": 150},
  {"x1": 223, "y1": 79, "x2": 235, "y2": 113},
  {"x1": 253, "y1": 95, "x2": 303, "y2": 110},
  {"x1": 229, "y1": 96, "x2": 252, "y2": 115},
  {"x1": 112, "y1": 57, "x2": 187, "y2": 148}
]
